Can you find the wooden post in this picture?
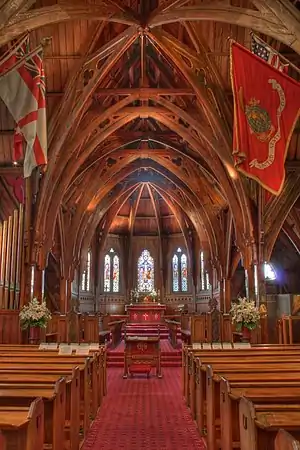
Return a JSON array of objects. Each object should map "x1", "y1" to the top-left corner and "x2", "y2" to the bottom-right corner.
[
  {"x1": 15, "y1": 204, "x2": 24, "y2": 309},
  {"x1": 0, "y1": 221, "x2": 6, "y2": 308},
  {"x1": 224, "y1": 278, "x2": 231, "y2": 312},
  {"x1": 257, "y1": 185, "x2": 266, "y2": 305},
  {"x1": 33, "y1": 267, "x2": 43, "y2": 300},
  {"x1": 60, "y1": 278, "x2": 67, "y2": 312},
  {"x1": 9, "y1": 209, "x2": 19, "y2": 309},
  {"x1": 66, "y1": 279, "x2": 72, "y2": 312}
]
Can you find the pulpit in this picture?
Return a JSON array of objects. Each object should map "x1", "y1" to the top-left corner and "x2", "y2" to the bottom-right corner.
[
  {"x1": 126, "y1": 304, "x2": 166, "y2": 324},
  {"x1": 123, "y1": 336, "x2": 162, "y2": 378}
]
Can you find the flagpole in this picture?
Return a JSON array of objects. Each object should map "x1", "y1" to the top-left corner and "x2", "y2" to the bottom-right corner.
[
  {"x1": 250, "y1": 31, "x2": 300, "y2": 76},
  {"x1": 0, "y1": 33, "x2": 29, "y2": 65},
  {"x1": 257, "y1": 183, "x2": 266, "y2": 306},
  {"x1": 0, "y1": 38, "x2": 51, "y2": 80}
]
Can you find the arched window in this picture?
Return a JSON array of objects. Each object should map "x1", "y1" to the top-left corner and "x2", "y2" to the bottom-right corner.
[
  {"x1": 104, "y1": 248, "x2": 120, "y2": 293},
  {"x1": 81, "y1": 250, "x2": 92, "y2": 292},
  {"x1": 264, "y1": 262, "x2": 276, "y2": 281},
  {"x1": 137, "y1": 249, "x2": 154, "y2": 292},
  {"x1": 200, "y1": 250, "x2": 210, "y2": 291},
  {"x1": 172, "y1": 248, "x2": 188, "y2": 292}
]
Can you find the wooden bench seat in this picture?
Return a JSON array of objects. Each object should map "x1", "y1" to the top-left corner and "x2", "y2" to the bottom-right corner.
[
  {"x1": 0, "y1": 360, "x2": 91, "y2": 438},
  {"x1": 190, "y1": 355, "x2": 300, "y2": 422},
  {"x1": 220, "y1": 377, "x2": 300, "y2": 450},
  {"x1": 0, "y1": 369, "x2": 80, "y2": 450},
  {"x1": 240, "y1": 398, "x2": 300, "y2": 450},
  {"x1": 275, "y1": 429, "x2": 300, "y2": 450},
  {"x1": 0, "y1": 351, "x2": 102, "y2": 411},
  {"x1": 0, "y1": 378, "x2": 65, "y2": 450},
  {"x1": 0, "y1": 345, "x2": 107, "y2": 450},
  {"x1": 183, "y1": 345, "x2": 300, "y2": 401},
  {"x1": 203, "y1": 362, "x2": 300, "y2": 450},
  {"x1": 0, "y1": 398, "x2": 43, "y2": 450},
  {"x1": 184, "y1": 348, "x2": 300, "y2": 450}
]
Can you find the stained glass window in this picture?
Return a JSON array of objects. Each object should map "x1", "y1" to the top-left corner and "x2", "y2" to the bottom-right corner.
[
  {"x1": 86, "y1": 251, "x2": 91, "y2": 291},
  {"x1": 113, "y1": 255, "x2": 120, "y2": 292},
  {"x1": 200, "y1": 251, "x2": 205, "y2": 290},
  {"x1": 137, "y1": 249, "x2": 154, "y2": 292},
  {"x1": 172, "y1": 254, "x2": 179, "y2": 292},
  {"x1": 205, "y1": 272, "x2": 210, "y2": 290},
  {"x1": 172, "y1": 249, "x2": 188, "y2": 292},
  {"x1": 181, "y1": 253, "x2": 188, "y2": 292},
  {"x1": 103, "y1": 249, "x2": 120, "y2": 293},
  {"x1": 30, "y1": 265, "x2": 34, "y2": 298},
  {"x1": 104, "y1": 254, "x2": 111, "y2": 292},
  {"x1": 81, "y1": 250, "x2": 92, "y2": 292}
]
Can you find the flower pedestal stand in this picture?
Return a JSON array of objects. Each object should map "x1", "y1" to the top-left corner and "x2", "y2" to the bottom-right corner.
[
  {"x1": 241, "y1": 327, "x2": 251, "y2": 343},
  {"x1": 29, "y1": 326, "x2": 41, "y2": 345}
]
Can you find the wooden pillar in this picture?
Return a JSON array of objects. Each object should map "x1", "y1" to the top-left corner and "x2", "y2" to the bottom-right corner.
[
  {"x1": 33, "y1": 267, "x2": 43, "y2": 300},
  {"x1": 223, "y1": 278, "x2": 232, "y2": 312},
  {"x1": 60, "y1": 278, "x2": 66, "y2": 312},
  {"x1": 66, "y1": 279, "x2": 72, "y2": 312}
]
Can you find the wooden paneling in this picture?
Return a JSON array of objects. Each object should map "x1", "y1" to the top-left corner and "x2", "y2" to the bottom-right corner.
[{"x1": 0, "y1": 310, "x2": 21, "y2": 344}]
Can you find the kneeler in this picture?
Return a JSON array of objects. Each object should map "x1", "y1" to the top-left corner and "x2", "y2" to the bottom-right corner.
[{"x1": 128, "y1": 364, "x2": 152, "y2": 378}]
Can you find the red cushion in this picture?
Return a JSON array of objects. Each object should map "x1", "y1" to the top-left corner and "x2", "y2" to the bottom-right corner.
[{"x1": 129, "y1": 364, "x2": 152, "y2": 374}]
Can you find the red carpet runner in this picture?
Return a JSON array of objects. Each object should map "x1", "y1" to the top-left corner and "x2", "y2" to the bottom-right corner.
[{"x1": 83, "y1": 368, "x2": 205, "y2": 450}]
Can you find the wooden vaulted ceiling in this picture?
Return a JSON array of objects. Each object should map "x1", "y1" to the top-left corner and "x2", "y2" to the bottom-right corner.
[{"x1": 1, "y1": 0, "x2": 300, "y2": 276}]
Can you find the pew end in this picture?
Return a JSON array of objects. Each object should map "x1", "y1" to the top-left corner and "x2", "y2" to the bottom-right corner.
[
  {"x1": 0, "y1": 432, "x2": 5, "y2": 450},
  {"x1": 27, "y1": 397, "x2": 44, "y2": 450},
  {"x1": 239, "y1": 397, "x2": 257, "y2": 450},
  {"x1": 275, "y1": 429, "x2": 300, "y2": 450},
  {"x1": 220, "y1": 377, "x2": 239, "y2": 450}
]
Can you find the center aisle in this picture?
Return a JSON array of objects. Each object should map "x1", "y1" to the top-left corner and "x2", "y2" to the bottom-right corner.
[{"x1": 83, "y1": 367, "x2": 205, "y2": 450}]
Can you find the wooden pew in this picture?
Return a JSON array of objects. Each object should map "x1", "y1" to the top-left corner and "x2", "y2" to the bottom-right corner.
[
  {"x1": 108, "y1": 320, "x2": 125, "y2": 348},
  {"x1": 275, "y1": 429, "x2": 300, "y2": 450},
  {"x1": 183, "y1": 344, "x2": 300, "y2": 397},
  {"x1": 164, "y1": 319, "x2": 180, "y2": 348},
  {"x1": 0, "y1": 344, "x2": 107, "y2": 401},
  {"x1": 184, "y1": 347, "x2": 300, "y2": 450},
  {"x1": 0, "y1": 369, "x2": 80, "y2": 450},
  {"x1": 0, "y1": 343, "x2": 108, "y2": 449},
  {"x1": 0, "y1": 432, "x2": 5, "y2": 450},
  {"x1": 220, "y1": 377, "x2": 300, "y2": 450},
  {"x1": 0, "y1": 359, "x2": 91, "y2": 439},
  {"x1": 0, "y1": 379, "x2": 65, "y2": 450},
  {"x1": 184, "y1": 344, "x2": 300, "y2": 407},
  {"x1": 0, "y1": 344, "x2": 107, "y2": 409},
  {"x1": 239, "y1": 397, "x2": 300, "y2": 450},
  {"x1": 204, "y1": 361, "x2": 300, "y2": 450},
  {"x1": 0, "y1": 398, "x2": 43, "y2": 450},
  {"x1": 186, "y1": 346, "x2": 300, "y2": 414}
]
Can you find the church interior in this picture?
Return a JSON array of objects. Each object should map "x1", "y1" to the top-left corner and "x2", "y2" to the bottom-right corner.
[{"x1": 1, "y1": 0, "x2": 300, "y2": 449}]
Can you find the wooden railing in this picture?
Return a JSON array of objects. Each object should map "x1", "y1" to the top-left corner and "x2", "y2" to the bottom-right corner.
[
  {"x1": 277, "y1": 315, "x2": 300, "y2": 344},
  {"x1": 178, "y1": 312, "x2": 267, "y2": 345}
]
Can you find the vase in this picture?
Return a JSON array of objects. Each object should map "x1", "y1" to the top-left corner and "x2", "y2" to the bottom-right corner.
[
  {"x1": 241, "y1": 326, "x2": 251, "y2": 343},
  {"x1": 29, "y1": 326, "x2": 41, "y2": 345}
]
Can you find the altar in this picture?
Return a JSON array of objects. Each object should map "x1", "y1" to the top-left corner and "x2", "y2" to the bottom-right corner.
[{"x1": 126, "y1": 304, "x2": 166, "y2": 324}]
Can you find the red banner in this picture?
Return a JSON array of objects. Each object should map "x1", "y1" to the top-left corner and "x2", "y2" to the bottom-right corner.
[{"x1": 230, "y1": 41, "x2": 300, "y2": 195}]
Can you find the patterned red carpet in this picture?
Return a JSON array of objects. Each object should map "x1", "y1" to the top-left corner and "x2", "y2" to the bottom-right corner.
[{"x1": 83, "y1": 368, "x2": 205, "y2": 450}]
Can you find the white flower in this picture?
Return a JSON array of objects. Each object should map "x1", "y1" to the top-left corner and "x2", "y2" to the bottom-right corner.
[
  {"x1": 229, "y1": 297, "x2": 260, "y2": 330},
  {"x1": 19, "y1": 297, "x2": 52, "y2": 330}
]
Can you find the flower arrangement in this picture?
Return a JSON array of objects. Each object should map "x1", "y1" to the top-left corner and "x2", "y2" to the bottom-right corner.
[
  {"x1": 229, "y1": 297, "x2": 260, "y2": 331},
  {"x1": 19, "y1": 298, "x2": 52, "y2": 330},
  {"x1": 130, "y1": 288, "x2": 139, "y2": 303},
  {"x1": 149, "y1": 289, "x2": 158, "y2": 300}
]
